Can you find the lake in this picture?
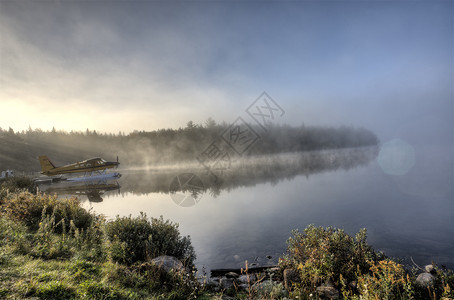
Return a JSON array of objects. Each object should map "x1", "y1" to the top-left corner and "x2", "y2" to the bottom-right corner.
[{"x1": 41, "y1": 144, "x2": 454, "y2": 272}]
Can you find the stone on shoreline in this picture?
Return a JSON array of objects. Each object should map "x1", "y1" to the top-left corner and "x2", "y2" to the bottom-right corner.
[
  {"x1": 150, "y1": 255, "x2": 185, "y2": 273},
  {"x1": 225, "y1": 271, "x2": 239, "y2": 279},
  {"x1": 237, "y1": 274, "x2": 256, "y2": 284},
  {"x1": 219, "y1": 277, "x2": 235, "y2": 289},
  {"x1": 316, "y1": 285, "x2": 339, "y2": 299},
  {"x1": 425, "y1": 264, "x2": 435, "y2": 273},
  {"x1": 198, "y1": 277, "x2": 218, "y2": 288},
  {"x1": 416, "y1": 272, "x2": 435, "y2": 288}
]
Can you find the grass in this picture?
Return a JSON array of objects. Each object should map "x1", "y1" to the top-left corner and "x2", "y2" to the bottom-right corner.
[
  {"x1": 0, "y1": 177, "x2": 204, "y2": 299},
  {"x1": 0, "y1": 253, "x2": 163, "y2": 299},
  {"x1": 0, "y1": 221, "x2": 204, "y2": 299}
]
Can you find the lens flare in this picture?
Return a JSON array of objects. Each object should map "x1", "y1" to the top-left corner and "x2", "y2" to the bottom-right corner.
[{"x1": 378, "y1": 139, "x2": 416, "y2": 176}]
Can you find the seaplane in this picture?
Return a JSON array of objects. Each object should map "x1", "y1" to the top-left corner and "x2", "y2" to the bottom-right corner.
[{"x1": 38, "y1": 155, "x2": 121, "y2": 181}]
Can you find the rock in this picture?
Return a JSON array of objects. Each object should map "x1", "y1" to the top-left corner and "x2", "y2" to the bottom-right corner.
[
  {"x1": 198, "y1": 277, "x2": 218, "y2": 288},
  {"x1": 416, "y1": 273, "x2": 435, "y2": 288},
  {"x1": 425, "y1": 264, "x2": 435, "y2": 273},
  {"x1": 237, "y1": 274, "x2": 256, "y2": 284},
  {"x1": 238, "y1": 283, "x2": 249, "y2": 290},
  {"x1": 237, "y1": 275, "x2": 247, "y2": 284},
  {"x1": 283, "y1": 268, "x2": 300, "y2": 290},
  {"x1": 219, "y1": 277, "x2": 235, "y2": 289},
  {"x1": 254, "y1": 281, "x2": 273, "y2": 293},
  {"x1": 150, "y1": 255, "x2": 185, "y2": 273},
  {"x1": 316, "y1": 285, "x2": 339, "y2": 299},
  {"x1": 225, "y1": 271, "x2": 239, "y2": 279}
]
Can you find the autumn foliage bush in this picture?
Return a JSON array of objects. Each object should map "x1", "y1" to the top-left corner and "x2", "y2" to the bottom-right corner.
[
  {"x1": 283, "y1": 225, "x2": 381, "y2": 288},
  {"x1": 281, "y1": 225, "x2": 454, "y2": 300}
]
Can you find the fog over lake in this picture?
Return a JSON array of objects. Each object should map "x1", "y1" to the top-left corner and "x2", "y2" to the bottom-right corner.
[{"x1": 38, "y1": 145, "x2": 453, "y2": 272}]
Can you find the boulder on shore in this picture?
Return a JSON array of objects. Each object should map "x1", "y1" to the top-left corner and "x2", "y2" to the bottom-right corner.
[
  {"x1": 237, "y1": 274, "x2": 256, "y2": 284},
  {"x1": 150, "y1": 255, "x2": 185, "y2": 273},
  {"x1": 415, "y1": 272, "x2": 435, "y2": 288},
  {"x1": 425, "y1": 264, "x2": 435, "y2": 274},
  {"x1": 225, "y1": 271, "x2": 240, "y2": 279},
  {"x1": 219, "y1": 277, "x2": 235, "y2": 289},
  {"x1": 316, "y1": 285, "x2": 339, "y2": 299}
]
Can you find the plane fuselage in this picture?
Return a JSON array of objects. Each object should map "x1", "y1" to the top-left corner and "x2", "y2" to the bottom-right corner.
[{"x1": 40, "y1": 157, "x2": 119, "y2": 176}]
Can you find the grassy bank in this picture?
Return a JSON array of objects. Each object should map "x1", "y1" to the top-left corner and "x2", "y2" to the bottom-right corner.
[
  {"x1": 0, "y1": 178, "x2": 202, "y2": 299},
  {"x1": 1, "y1": 177, "x2": 453, "y2": 299}
]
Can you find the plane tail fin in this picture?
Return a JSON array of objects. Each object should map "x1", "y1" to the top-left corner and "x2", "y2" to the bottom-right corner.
[{"x1": 39, "y1": 155, "x2": 56, "y2": 174}]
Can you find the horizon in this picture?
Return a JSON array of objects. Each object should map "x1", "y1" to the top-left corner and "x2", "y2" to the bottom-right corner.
[{"x1": 1, "y1": 119, "x2": 378, "y2": 136}]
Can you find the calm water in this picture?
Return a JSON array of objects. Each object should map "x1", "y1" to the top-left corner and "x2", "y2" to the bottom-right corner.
[{"x1": 44, "y1": 145, "x2": 454, "y2": 271}]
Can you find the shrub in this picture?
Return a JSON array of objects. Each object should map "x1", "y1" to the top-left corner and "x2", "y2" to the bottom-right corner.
[
  {"x1": 105, "y1": 213, "x2": 195, "y2": 267},
  {"x1": 72, "y1": 216, "x2": 107, "y2": 262},
  {"x1": 105, "y1": 213, "x2": 154, "y2": 265},
  {"x1": 357, "y1": 259, "x2": 414, "y2": 300},
  {"x1": 133, "y1": 262, "x2": 201, "y2": 298},
  {"x1": 437, "y1": 267, "x2": 454, "y2": 299},
  {"x1": 0, "y1": 215, "x2": 33, "y2": 255},
  {"x1": 1, "y1": 192, "x2": 93, "y2": 232},
  {"x1": 0, "y1": 176, "x2": 35, "y2": 194},
  {"x1": 149, "y1": 215, "x2": 196, "y2": 266},
  {"x1": 0, "y1": 216, "x2": 28, "y2": 247},
  {"x1": 29, "y1": 208, "x2": 74, "y2": 259},
  {"x1": 285, "y1": 225, "x2": 380, "y2": 289}
]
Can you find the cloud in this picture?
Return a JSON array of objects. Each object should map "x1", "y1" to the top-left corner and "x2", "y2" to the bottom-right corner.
[
  {"x1": 0, "y1": 1, "x2": 241, "y2": 132},
  {"x1": 0, "y1": 1, "x2": 452, "y2": 142}
]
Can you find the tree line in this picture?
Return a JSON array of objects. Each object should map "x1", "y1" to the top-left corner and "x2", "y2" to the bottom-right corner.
[{"x1": 0, "y1": 120, "x2": 378, "y2": 172}]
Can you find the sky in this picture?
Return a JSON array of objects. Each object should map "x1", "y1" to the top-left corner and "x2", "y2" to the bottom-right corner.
[{"x1": 0, "y1": 0, "x2": 452, "y2": 144}]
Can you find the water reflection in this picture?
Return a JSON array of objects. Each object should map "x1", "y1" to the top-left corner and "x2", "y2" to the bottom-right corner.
[
  {"x1": 120, "y1": 146, "x2": 379, "y2": 199},
  {"x1": 38, "y1": 179, "x2": 120, "y2": 202},
  {"x1": 169, "y1": 173, "x2": 205, "y2": 207}
]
